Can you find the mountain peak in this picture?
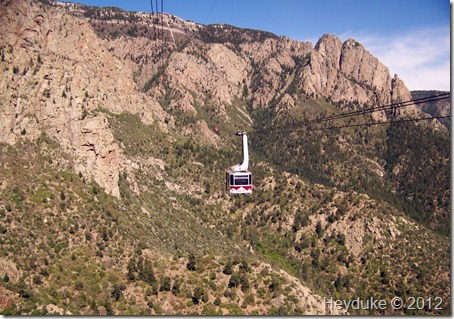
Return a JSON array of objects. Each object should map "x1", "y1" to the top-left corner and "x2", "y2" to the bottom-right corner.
[{"x1": 315, "y1": 33, "x2": 342, "y2": 48}]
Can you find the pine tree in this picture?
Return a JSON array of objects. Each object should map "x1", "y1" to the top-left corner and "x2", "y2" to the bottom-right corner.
[
  {"x1": 138, "y1": 257, "x2": 156, "y2": 284},
  {"x1": 222, "y1": 261, "x2": 233, "y2": 275},
  {"x1": 186, "y1": 253, "x2": 196, "y2": 271},
  {"x1": 159, "y1": 276, "x2": 171, "y2": 292}
]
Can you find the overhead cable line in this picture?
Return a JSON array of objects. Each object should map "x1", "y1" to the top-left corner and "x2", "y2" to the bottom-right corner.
[
  {"x1": 150, "y1": 0, "x2": 165, "y2": 70},
  {"x1": 251, "y1": 93, "x2": 450, "y2": 135},
  {"x1": 266, "y1": 115, "x2": 450, "y2": 135},
  {"x1": 150, "y1": 0, "x2": 157, "y2": 40},
  {"x1": 160, "y1": 0, "x2": 165, "y2": 70},
  {"x1": 204, "y1": 0, "x2": 218, "y2": 25},
  {"x1": 254, "y1": 92, "x2": 450, "y2": 133},
  {"x1": 155, "y1": 0, "x2": 159, "y2": 30}
]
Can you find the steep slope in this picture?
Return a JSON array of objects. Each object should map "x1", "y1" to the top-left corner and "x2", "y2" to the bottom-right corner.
[
  {"x1": 0, "y1": 0, "x2": 168, "y2": 198},
  {"x1": 224, "y1": 170, "x2": 450, "y2": 315},
  {"x1": 0, "y1": 0, "x2": 450, "y2": 315},
  {"x1": 0, "y1": 137, "x2": 343, "y2": 315},
  {"x1": 76, "y1": 4, "x2": 427, "y2": 124}
]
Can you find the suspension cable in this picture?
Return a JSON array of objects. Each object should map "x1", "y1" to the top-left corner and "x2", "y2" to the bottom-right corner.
[
  {"x1": 150, "y1": 0, "x2": 157, "y2": 40},
  {"x1": 266, "y1": 115, "x2": 450, "y2": 135},
  {"x1": 160, "y1": 0, "x2": 164, "y2": 71},
  {"x1": 251, "y1": 93, "x2": 450, "y2": 135}
]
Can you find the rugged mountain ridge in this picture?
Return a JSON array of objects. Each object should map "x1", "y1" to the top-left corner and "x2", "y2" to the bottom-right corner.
[
  {"x1": 85, "y1": 7, "x2": 420, "y2": 117},
  {"x1": 0, "y1": 0, "x2": 450, "y2": 315}
]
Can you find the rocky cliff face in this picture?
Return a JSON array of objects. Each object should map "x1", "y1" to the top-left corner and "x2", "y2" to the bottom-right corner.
[
  {"x1": 0, "y1": 0, "x2": 169, "y2": 197},
  {"x1": 80, "y1": 7, "x2": 423, "y2": 122}
]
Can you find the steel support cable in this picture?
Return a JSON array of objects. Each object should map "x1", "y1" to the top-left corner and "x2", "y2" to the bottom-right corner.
[
  {"x1": 255, "y1": 93, "x2": 450, "y2": 134},
  {"x1": 260, "y1": 115, "x2": 450, "y2": 135},
  {"x1": 151, "y1": 0, "x2": 161, "y2": 67},
  {"x1": 251, "y1": 93, "x2": 450, "y2": 135},
  {"x1": 155, "y1": 0, "x2": 159, "y2": 28},
  {"x1": 160, "y1": 0, "x2": 164, "y2": 70},
  {"x1": 305, "y1": 93, "x2": 450, "y2": 124},
  {"x1": 204, "y1": 0, "x2": 218, "y2": 25},
  {"x1": 151, "y1": 0, "x2": 158, "y2": 40}
]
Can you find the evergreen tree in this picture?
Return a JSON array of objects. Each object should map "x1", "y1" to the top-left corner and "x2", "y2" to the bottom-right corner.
[
  {"x1": 222, "y1": 261, "x2": 233, "y2": 275},
  {"x1": 138, "y1": 258, "x2": 156, "y2": 284},
  {"x1": 159, "y1": 276, "x2": 171, "y2": 292},
  {"x1": 186, "y1": 253, "x2": 196, "y2": 271}
]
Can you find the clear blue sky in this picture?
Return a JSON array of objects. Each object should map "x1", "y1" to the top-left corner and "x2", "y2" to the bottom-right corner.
[{"x1": 63, "y1": 0, "x2": 450, "y2": 91}]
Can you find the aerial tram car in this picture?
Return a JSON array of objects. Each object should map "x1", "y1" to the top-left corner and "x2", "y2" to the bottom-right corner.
[{"x1": 226, "y1": 132, "x2": 252, "y2": 195}]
